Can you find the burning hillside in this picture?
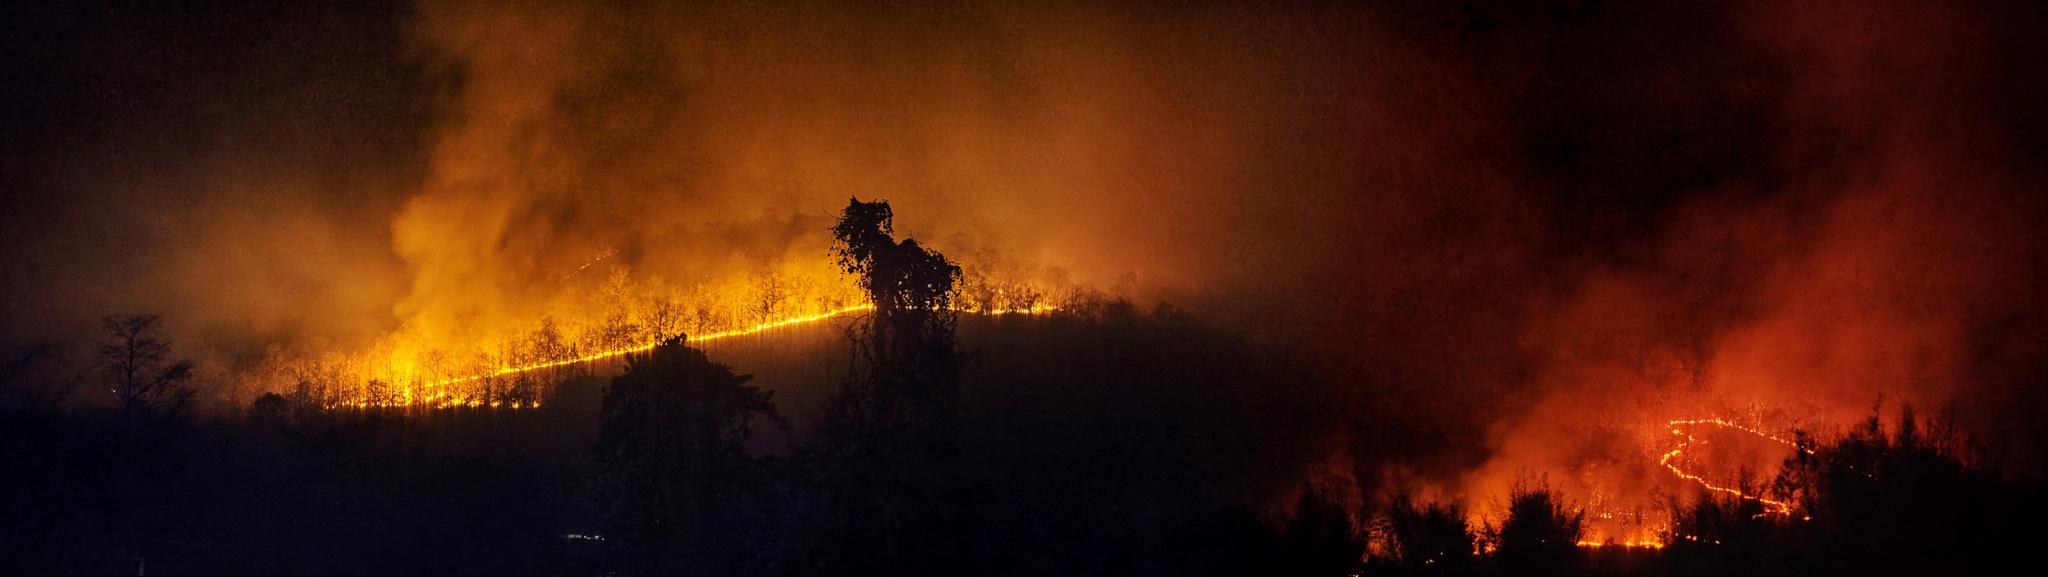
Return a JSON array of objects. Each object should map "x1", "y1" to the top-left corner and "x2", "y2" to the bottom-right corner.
[{"x1": 5, "y1": 0, "x2": 2048, "y2": 574}]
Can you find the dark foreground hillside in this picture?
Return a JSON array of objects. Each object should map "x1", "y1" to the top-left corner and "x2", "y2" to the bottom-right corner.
[
  {"x1": 0, "y1": 304, "x2": 1327, "y2": 575},
  {"x1": 10, "y1": 303, "x2": 2048, "y2": 575}
]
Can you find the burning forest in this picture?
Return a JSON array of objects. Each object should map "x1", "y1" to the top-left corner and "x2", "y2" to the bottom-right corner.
[{"x1": 6, "y1": 0, "x2": 2048, "y2": 575}]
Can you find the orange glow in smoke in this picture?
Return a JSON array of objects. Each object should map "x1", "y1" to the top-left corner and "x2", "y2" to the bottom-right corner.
[
  {"x1": 1658, "y1": 418, "x2": 1810, "y2": 516},
  {"x1": 323, "y1": 301, "x2": 1058, "y2": 410},
  {"x1": 1567, "y1": 416, "x2": 1816, "y2": 548},
  {"x1": 430, "y1": 302, "x2": 1056, "y2": 388},
  {"x1": 430, "y1": 304, "x2": 879, "y2": 387}
]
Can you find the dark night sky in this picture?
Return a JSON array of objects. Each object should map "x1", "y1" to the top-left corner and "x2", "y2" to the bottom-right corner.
[{"x1": 2, "y1": 0, "x2": 426, "y2": 350}]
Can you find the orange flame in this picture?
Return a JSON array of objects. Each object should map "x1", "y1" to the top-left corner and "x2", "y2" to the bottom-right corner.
[
  {"x1": 1658, "y1": 418, "x2": 1810, "y2": 516},
  {"x1": 321, "y1": 302, "x2": 1058, "y2": 410}
]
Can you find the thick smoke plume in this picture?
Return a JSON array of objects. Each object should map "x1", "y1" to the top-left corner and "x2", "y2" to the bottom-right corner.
[
  {"x1": 1326, "y1": 0, "x2": 2048, "y2": 520},
  {"x1": 385, "y1": 0, "x2": 1430, "y2": 343},
  {"x1": 5, "y1": 0, "x2": 2047, "y2": 517}
]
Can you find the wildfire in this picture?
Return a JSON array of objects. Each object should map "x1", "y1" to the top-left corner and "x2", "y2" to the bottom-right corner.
[
  {"x1": 431, "y1": 304, "x2": 880, "y2": 387},
  {"x1": 1658, "y1": 418, "x2": 1809, "y2": 516},
  {"x1": 1568, "y1": 416, "x2": 1816, "y2": 548},
  {"x1": 1575, "y1": 540, "x2": 1666, "y2": 549},
  {"x1": 322, "y1": 301, "x2": 1059, "y2": 410}
]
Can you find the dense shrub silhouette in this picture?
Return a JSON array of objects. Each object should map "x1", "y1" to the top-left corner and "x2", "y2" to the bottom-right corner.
[
  {"x1": 1377, "y1": 495, "x2": 1476, "y2": 576},
  {"x1": 1491, "y1": 478, "x2": 1584, "y2": 577},
  {"x1": 1763, "y1": 405, "x2": 2042, "y2": 576},
  {"x1": 1662, "y1": 483, "x2": 1776, "y2": 575},
  {"x1": 595, "y1": 335, "x2": 788, "y2": 575}
]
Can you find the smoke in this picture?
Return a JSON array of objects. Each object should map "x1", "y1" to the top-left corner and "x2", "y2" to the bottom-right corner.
[
  {"x1": 0, "y1": 1, "x2": 423, "y2": 356},
  {"x1": 1339, "y1": 0, "x2": 2048, "y2": 510},
  {"x1": 4, "y1": 0, "x2": 2047, "y2": 509},
  {"x1": 383, "y1": 0, "x2": 2048, "y2": 509},
  {"x1": 387, "y1": 0, "x2": 1396, "y2": 341}
]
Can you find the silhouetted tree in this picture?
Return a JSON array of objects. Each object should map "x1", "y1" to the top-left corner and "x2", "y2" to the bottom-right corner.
[
  {"x1": 807, "y1": 197, "x2": 973, "y2": 574},
  {"x1": 593, "y1": 268, "x2": 645, "y2": 350},
  {"x1": 1491, "y1": 477, "x2": 1584, "y2": 577},
  {"x1": 595, "y1": 335, "x2": 788, "y2": 575},
  {"x1": 1664, "y1": 482, "x2": 1774, "y2": 574},
  {"x1": 828, "y1": 197, "x2": 965, "y2": 437},
  {"x1": 1763, "y1": 403, "x2": 2028, "y2": 576},
  {"x1": 525, "y1": 316, "x2": 573, "y2": 365},
  {"x1": 98, "y1": 314, "x2": 194, "y2": 427},
  {"x1": 247, "y1": 392, "x2": 293, "y2": 428},
  {"x1": 751, "y1": 268, "x2": 793, "y2": 326},
  {"x1": 644, "y1": 292, "x2": 687, "y2": 343},
  {"x1": 1379, "y1": 496, "x2": 1475, "y2": 576}
]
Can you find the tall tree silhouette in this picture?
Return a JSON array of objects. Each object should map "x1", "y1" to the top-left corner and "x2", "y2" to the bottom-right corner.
[
  {"x1": 809, "y1": 197, "x2": 971, "y2": 574},
  {"x1": 98, "y1": 314, "x2": 194, "y2": 427},
  {"x1": 829, "y1": 197, "x2": 964, "y2": 440},
  {"x1": 595, "y1": 335, "x2": 788, "y2": 575}
]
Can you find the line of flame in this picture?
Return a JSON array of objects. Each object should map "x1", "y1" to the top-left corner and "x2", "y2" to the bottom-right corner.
[
  {"x1": 428, "y1": 304, "x2": 878, "y2": 387},
  {"x1": 1575, "y1": 540, "x2": 1667, "y2": 549},
  {"x1": 332, "y1": 303, "x2": 1058, "y2": 410},
  {"x1": 1658, "y1": 418, "x2": 1809, "y2": 516}
]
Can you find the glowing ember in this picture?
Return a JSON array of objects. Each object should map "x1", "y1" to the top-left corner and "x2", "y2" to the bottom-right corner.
[
  {"x1": 324, "y1": 302, "x2": 1058, "y2": 410},
  {"x1": 1575, "y1": 540, "x2": 1666, "y2": 549},
  {"x1": 1658, "y1": 418, "x2": 1810, "y2": 516},
  {"x1": 429, "y1": 304, "x2": 880, "y2": 387}
]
